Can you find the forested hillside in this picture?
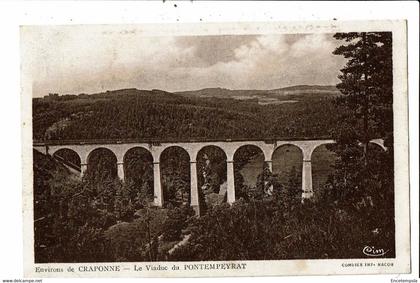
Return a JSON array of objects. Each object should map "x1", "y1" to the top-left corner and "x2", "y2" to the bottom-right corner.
[{"x1": 33, "y1": 86, "x2": 344, "y2": 141}]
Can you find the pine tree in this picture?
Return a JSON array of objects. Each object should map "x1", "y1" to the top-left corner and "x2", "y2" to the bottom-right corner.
[
  {"x1": 332, "y1": 32, "x2": 393, "y2": 162},
  {"x1": 329, "y1": 32, "x2": 394, "y2": 206}
]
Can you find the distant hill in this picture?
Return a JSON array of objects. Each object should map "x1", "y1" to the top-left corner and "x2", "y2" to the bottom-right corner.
[
  {"x1": 269, "y1": 85, "x2": 339, "y2": 95},
  {"x1": 175, "y1": 87, "x2": 252, "y2": 96},
  {"x1": 41, "y1": 88, "x2": 183, "y2": 101},
  {"x1": 175, "y1": 85, "x2": 340, "y2": 104},
  {"x1": 41, "y1": 85, "x2": 340, "y2": 102},
  {"x1": 273, "y1": 85, "x2": 338, "y2": 92}
]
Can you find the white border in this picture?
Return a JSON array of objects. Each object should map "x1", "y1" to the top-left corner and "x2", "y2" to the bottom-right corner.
[
  {"x1": 0, "y1": 1, "x2": 418, "y2": 282},
  {"x1": 20, "y1": 20, "x2": 409, "y2": 278}
]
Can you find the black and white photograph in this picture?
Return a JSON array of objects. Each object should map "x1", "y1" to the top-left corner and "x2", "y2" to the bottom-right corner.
[{"x1": 19, "y1": 18, "x2": 411, "y2": 277}]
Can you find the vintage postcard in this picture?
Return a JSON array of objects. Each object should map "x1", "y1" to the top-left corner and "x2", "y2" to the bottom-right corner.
[{"x1": 21, "y1": 20, "x2": 410, "y2": 277}]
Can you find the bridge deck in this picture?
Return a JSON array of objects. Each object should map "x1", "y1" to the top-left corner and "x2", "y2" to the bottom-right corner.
[{"x1": 33, "y1": 136, "x2": 336, "y2": 146}]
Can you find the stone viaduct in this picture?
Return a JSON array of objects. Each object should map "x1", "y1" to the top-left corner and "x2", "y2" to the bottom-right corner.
[{"x1": 33, "y1": 138, "x2": 386, "y2": 213}]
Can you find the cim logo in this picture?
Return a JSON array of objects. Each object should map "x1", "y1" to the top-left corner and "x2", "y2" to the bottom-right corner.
[{"x1": 362, "y1": 246, "x2": 389, "y2": 257}]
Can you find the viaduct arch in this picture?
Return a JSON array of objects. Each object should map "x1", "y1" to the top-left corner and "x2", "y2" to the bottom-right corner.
[{"x1": 34, "y1": 138, "x2": 385, "y2": 214}]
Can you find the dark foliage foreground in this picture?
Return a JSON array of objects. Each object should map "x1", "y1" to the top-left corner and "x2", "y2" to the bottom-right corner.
[
  {"x1": 34, "y1": 142, "x2": 394, "y2": 262},
  {"x1": 169, "y1": 147, "x2": 394, "y2": 260}
]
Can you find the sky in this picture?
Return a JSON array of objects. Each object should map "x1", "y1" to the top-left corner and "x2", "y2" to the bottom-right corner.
[{"x1": 24, "y1": 26, "x2": 348, "y2": 97}]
